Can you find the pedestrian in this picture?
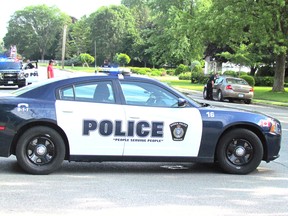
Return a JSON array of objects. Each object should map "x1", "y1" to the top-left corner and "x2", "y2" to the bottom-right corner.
[
  {"x1": 206, "y1": 73, "x2": 219, "y2": 100},
  {"x1": 47, "y1": 59, "x2": 54, "y2": 79}
]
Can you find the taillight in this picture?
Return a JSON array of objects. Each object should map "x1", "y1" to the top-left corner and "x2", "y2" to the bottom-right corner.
[
  {"x1": 0, "y1": 126, "x2": 5, "y2": 131},
  {"x1": 226, "y1": 85, "x2": 233, "y2": 90},
  {"x1": 250, "y1": 87, "x2": 254, "y2": 92}
]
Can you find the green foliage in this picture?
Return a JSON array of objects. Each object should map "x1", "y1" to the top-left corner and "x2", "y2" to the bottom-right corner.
[
  {"x1": 166, "y1": 69, "x2": 175, "y2": 76},
  {"x1": 254, "y1": 76, "x2": 274, "y2": 87},
  {"x1": 79, "y1": 53, "x2": 95, "y2": 67},
  {"x1": 240, "y1": 75, "x2": 255, "y2": 87},
  {"x1": 3, "y1": 5, "x2": 71, "y2": 60},
  {"x1": 69, "y1": 17, "x2": 92, "y2": 57},
  {"x1": 89, "y1": 5, "x2": 139, "y2": 64},
  {"x1": 175, "y1": 64, "x2": 189, "y2": 76},
  {"x1": 223, "y1": 70, "x2": 238, "y2": 77},
  {"x1": 178, "y1": 72, "x2": 191, "y2": 80},
  {"x1": 256, "y1": 66, "x2": 274, "y2": 76},
  {"x1": 115, "y1": 53, "x2": 131, "y2": 66},
  {"x1": 191, "y1": 72, "x2": 208, "y2": 84}
]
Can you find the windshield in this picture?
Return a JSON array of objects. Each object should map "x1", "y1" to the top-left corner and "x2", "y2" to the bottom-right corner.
[{"x1": 0, "y1": 62, "x2": 21, "y2": 70}]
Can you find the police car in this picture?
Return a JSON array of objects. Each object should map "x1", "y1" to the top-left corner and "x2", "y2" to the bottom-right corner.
[
  {"x1": 22, "y1": 60, "x2": 39, "y2": 85},
  {"x1": 0, "y1": 69, "x2": 282, "y2": 175}
]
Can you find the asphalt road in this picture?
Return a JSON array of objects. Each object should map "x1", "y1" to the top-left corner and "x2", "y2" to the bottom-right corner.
[{"x1": 0, "y1": 69, "x2": 287, "y2": 216}]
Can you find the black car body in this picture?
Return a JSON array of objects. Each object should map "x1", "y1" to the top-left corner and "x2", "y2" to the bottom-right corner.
[{"x1": 0, "y1": 71, "x2": 282, "y2": 174}]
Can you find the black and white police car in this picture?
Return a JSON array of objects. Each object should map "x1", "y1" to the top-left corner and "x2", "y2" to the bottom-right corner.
[{"x1": 0, "y1": 69, "x2": 282, "y2": 175}]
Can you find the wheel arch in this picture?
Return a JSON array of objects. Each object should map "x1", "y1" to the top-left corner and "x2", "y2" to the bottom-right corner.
[
  {"x1": 214, "y1": 124, "x2": 267, "y2": 161},
  {"x1": 10, "y1": 121, "x2": 70, "y2": 160}
]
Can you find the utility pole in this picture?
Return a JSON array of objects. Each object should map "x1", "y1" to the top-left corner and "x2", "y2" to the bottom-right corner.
[
  {"x1": 94, "y1": 40, "x2": 97, "y2": 69},
  {"x1": 61, "y1": 24, "x2": 67, "y2": 69}
]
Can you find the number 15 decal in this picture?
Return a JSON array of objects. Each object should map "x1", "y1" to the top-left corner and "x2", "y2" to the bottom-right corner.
[{"x1": 206, "y1": 112, "x2": 215, "y2": 118}]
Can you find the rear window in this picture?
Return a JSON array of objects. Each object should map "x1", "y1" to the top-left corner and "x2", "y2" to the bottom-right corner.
[{"x1": 226, "y1": 78, "x2": 248, "y2": 85}]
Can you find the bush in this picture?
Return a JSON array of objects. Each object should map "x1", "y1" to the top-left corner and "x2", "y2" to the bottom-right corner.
[
  {"x1": 223, "y1": 70, "x2": 238, "y2": 77},
  {"x1": 254, "y1": 76, "x2": 274, "y2": 86},
  {"x1": 240, "y1": 75, "x2": 255, "y2": 86},
  {"x1": 131, "y1": 67, "x2": 147, "y2": 75},
  {"x1": 65, "y1": 56, "x2": 82, "y2": 66},
  {"x1": 179, "y1": 72, "x2": 191, "y2": 80},
  {"x1": 191, "y1": 72, "x2": 204, "y2": 83},
  {"x1": 256, "y1": 65, "x2": 274, "y2": 76},
  {"x1": 166, "y1": 69, "x2": 175, "y2": 76},
  {"x1": 150, "y1": 69, "x2": 162, "y2": 76},
  {"x1": 175, "y1": 64, "x2": 189, "y2": 75}
]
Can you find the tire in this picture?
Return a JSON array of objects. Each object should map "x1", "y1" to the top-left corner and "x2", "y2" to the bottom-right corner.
[
  {"x1": 217, "y1": 90, "x2": 223, "y2": 101},
  {"x1": 244, "y1": 99, "x2": 251, "y2": 104},
  {"x1": 16, "y1": 126, "x2": 65, "y2": 175},
  {"x1": 203, "y1": 88, "x2": 208, "y2": 99},
  {"x1": 216, "y1": 129, "x2": 263, "y2": 174}
]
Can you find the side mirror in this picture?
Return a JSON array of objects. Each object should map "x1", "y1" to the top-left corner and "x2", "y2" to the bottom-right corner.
[{"x1": 178, "y1": 98, "x2": 187, "y2": 107}]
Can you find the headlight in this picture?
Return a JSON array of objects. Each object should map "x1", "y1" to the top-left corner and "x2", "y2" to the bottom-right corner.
[
  {"x1": 0, "y1": 73, "x2": 3, "y2": 79},
  {"x1": 270, "y1": 119, "x2": 281, "y2": 135},
  {"x1": 258, "y1": 118, "x2": 281, "y2": 135}
]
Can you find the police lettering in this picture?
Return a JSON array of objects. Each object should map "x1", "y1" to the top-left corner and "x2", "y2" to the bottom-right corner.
[{"x1": 83, "y1": 120, "x2": 163, "y2": 138}]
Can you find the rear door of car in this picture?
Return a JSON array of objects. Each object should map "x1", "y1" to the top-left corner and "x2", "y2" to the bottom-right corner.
[{"x1": 55, "y1": 80, "x2": 126, "y2": 156}]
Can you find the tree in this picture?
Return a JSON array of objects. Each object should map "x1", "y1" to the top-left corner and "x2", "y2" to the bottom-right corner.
[
  {"x1": 202, "y1": 0, "x2": 288, "y2": 92},
  {"x1": 88, "y1": 5, "x2": 139, "y2": 65},
  {"x1": 3, "y1": 5, "x2": 71, "y2": 60},
  {"x1": 68, "y1": 16, "x2": 92, "y2": 56},
  {"x1": 79, "y1": 53, "x2": 94, "y2": 67},
  {"x1": 121, "y1": 0, "x2": 153, "y2": 66},
  {"x1": 146, "y1": 0, "x2": 208, "y2": 66},
  {"x1": 115, "y1": 53, "x2": 131, "y2": 66}
]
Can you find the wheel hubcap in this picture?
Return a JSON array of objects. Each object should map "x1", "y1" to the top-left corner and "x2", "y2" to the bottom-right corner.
[
  {"x1": 235, "y1": 146, "x2": 246, "y2": 157},
  {"x1": 27, "y1": 136, "x2": 55, "y2": 165},
  {"x1": 36, "y1": 144, "x2": 47, "y2": 156},
  {"x1": 226, "y1": 139, "x2": 253, "y2": 166}
]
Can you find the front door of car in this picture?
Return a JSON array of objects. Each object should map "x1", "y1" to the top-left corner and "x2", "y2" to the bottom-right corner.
[
  {"x1": 55, "y1": 81, "x2": 126, "y2": 156},
  {"x1": 213, "y1": 77, "x2": 223, "y2": 97},
  {"x1": 119, "y1": 81, "x2": 203, "y2": 157}
]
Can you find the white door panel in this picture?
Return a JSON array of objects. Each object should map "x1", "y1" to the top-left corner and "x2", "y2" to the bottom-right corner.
[
  {"x1": 56, "y1": 100, "x2": 126, "y2": 155},
  {"x1": 123, "y1": 105, "x2": 203, "y2": 157}
]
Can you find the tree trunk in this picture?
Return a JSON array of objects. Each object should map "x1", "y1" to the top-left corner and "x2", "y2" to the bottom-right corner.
[
  {"x1": 250, "y1": 67, "x2": 257, "y2": 76},
  {"x1": 272, "y1": 53, "x2": 286, "y2": 92}
]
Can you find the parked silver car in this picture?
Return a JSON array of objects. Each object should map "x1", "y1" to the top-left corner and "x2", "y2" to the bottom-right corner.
[{"x1": 203, "y1": 76, "x2": 254, "y2": 104}]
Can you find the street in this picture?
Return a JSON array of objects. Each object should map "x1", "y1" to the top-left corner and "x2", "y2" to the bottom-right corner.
[{"x1": 0, "y1": 69, "x2": 287, "y2": 216}]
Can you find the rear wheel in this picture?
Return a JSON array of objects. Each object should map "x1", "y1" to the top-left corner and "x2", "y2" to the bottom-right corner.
[
  {"x1": 16, "y1": 126, "x2": 65, "y2": 175},
  {"x1": 217, "y1": 90, "x2": 223, "y2": 101},
  {"x1": 216, "y1": 129, "x2": 263, "y2": 174},
  {"x1": 244, "y1": 99, "x2": 251, "y2": 104}
]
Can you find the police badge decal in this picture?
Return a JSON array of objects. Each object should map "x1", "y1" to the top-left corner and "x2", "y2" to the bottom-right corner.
[{"x1": 169, "y1": 122, "x2": 188, "y2": 141}]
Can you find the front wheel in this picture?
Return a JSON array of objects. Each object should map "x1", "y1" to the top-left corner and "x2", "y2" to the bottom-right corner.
[
  {"x1": 216, "y1": 129, "x2": 263, "y2": 174},
  {"x1": 203, "y1": 88, "x2": 208, "y2": 99},
  {"x1": 16, "y1": 126, "x2": 65, "y2": 175}
]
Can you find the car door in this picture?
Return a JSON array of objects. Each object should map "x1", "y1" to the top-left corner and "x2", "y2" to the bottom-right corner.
[
  {"x1": 55, "y1": 80, "x2": 126, "y2": 156},
  {"x1": 119, "y1": 80, "x2": 203, "y2": 157},
  {"x1": 212, "y1": 76, "x2": 223, "y2": 97}
]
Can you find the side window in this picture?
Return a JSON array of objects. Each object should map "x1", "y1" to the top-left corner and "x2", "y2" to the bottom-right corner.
[
  {"x1": 215, "y1": 77, "x2": 223, "y2": 84},
  {"x1": 59, "y1": 81, "x2": 115, "y2": 103},
  {"x1": 120, "y1": 81, "x2": 178, "y2": 107}
]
